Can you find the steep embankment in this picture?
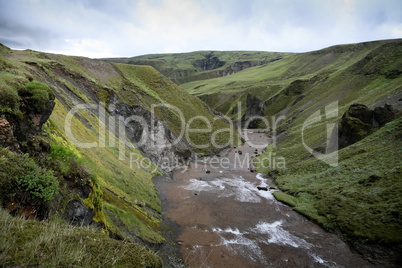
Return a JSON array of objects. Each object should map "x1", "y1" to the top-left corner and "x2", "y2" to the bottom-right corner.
[
  {"x1": 179, "y1": 39, "x2": 402, "y2": 264},
  {"x1": 104, "y1": 50, "x2": 291, "y2": 84},
  {"x1": 0, "y1": 44, "x2": 237, "y2": 266}
]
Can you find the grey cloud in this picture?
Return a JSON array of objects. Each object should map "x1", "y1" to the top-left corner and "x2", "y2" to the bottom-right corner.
[
  {"x1": 0, "y1": 0, "x2": 400, "y2": 57},
  {"x1": 0, "y1": 16, "x2": 60, "y2": 50}
]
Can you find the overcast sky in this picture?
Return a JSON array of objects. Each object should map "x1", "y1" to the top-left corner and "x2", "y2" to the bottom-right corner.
[{"x1": 0, "y1": 0, "x2": 401, "y2": 58}]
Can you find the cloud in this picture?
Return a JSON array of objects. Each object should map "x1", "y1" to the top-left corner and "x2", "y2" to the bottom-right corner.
[{"x1": 0, "y1": 0, "x2": 401, "y2": 58}]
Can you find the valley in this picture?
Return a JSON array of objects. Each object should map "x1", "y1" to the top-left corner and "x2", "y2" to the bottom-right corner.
[{"x1": 0, "y1": 39, "x2": 401, "y2": 267}]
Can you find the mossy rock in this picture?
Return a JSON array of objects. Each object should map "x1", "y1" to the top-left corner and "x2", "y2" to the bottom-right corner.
[
  {"x1": 339, "y1": 109, "x2": 373, "y2": 148},
  {"x1": 20, "y1": 81, "x2": 55, "y2": 112}
]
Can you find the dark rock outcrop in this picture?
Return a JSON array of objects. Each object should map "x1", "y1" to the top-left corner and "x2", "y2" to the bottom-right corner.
[
  {"x1": 194, "y1": 53, "x2": 226, "y2": 71},
  {"x1": 242, "y1": 94, "x2": 266, "y2": 128},
  {"x1": 0, "y1": 118, "x2": 20, "y2": 151},
  {"x1": 373, "y1": 104, "x2": 398, "y2": 127},
  {"x1": 339, "y1": 103, "x2": 400, "y2": 148},
  {"x1": 3, "y1": 95, "x2": 55, "y2": 151},
  {"x1": 64, "y1": 199, "x2": 94, "y2": 226},
  {"x1": 284, "y1": 79, "x2": 309, "y2": 96},
  {"x1": 216, "y1": 60, "x2": 271, "y2": 77}
]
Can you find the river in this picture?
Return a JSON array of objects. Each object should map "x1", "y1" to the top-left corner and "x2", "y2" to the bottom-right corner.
[{"x1": 154, "y1": 130, "x2": 375, "y2": 267}]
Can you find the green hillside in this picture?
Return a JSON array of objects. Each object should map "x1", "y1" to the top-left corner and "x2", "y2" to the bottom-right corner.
[
  {"x1": 178, "y1": 39, "x2": 402, "y2": 257},
  {"x1": 104, "y1": 50, "x2": 291, "y2": 84},
  {"x1": 180, "y1": 39, "x2": 401, "y2": 117},
  {"x1": 0, "y1": 44, "x2": 237, "y2": 266}
]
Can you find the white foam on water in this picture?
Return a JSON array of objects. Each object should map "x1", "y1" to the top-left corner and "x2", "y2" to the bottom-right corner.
[
  {"x1": 218, "y1": 177, "x2": 264, "y2": 202},
  {"x1": 253, "y1": 221, "x2": 312, "y2": 249},
  {"x1": 182, "y1": 174, "x2": 277, "y2": 203},
  {"x1": 212, "y1": 226, "x2": 267, "y2": 264},
  {"x1": 255, "y1": 173, "x2": 268, "y2": 186},
  {"x1": 312, "y1": 254, "x2": 325, "y2": 264},
  {"x1": 209, "y1": 221, "x2": 314, "y2": 266},
  {"x1": 310, "y1": 254, "x2": 343, "y2": 268},
  {"x1": 183, "y1": 179, "x2": 214, "y2": 192},
  {"x1": 212, "y1": 227, "x2": 241, "y2": 235}
]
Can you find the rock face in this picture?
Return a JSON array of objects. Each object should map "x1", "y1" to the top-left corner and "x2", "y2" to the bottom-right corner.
[
  {"x1": 64, "y1": 199, "x2": 94, "y2": 226},
  {"x1": 2, "y1": 95, "x2": 55, "y2": 152},
  {"x1": 339, "y1": 103, "x2": 400, "y2": 148},
  {"x1": 242, "y1": 94, "x2": 266, "y2": 128},
  {"x1": 0, "y1": 92, "x2": 55, "y2": 154},
  {"x1": 108, "y1": 94, "x2": 193, "y2": 172},
  {"x1": 0, "y1": 118, "x2": 19, "y2": 150},
  {"x1": 194, "y1": 54, "x2": 226, "y2": 71},
  {"x1": 373, "y1": 104, "x2": 398, "y2": 127}
]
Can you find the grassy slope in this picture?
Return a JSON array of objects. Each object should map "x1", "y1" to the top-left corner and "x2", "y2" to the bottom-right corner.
[
  {"x1": 0, "y1": 208, "x2": 162, "y2": 267},
  {"x1": 104, "y1": 50, "x2": 291, "y2": 84},
  {"x1": 181, "y1": 40, "x2": 402, "y2": 246},
  {"x1": 110, "y1": 63, "x2": 240, "y2": 154},
  {"x1": 0, "y1": 44, "x2": 235, "y2": 263},
  {"x1": 263, "y1": 118, "x2": 402, "y2": 243},
  {"x1": 181, "y1": 40, "x2": 401, "y2": 117},
  {"x1": 0, "y1": 48, "x2": 165, "y2": 243}
]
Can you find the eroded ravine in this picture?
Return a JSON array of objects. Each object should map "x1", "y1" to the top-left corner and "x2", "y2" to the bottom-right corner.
[{"x1": 155, "y1": 131, "x2": 374, "y2": 267}]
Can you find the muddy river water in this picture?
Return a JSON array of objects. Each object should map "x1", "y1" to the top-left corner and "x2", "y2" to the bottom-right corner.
[{"x1": 154, "y1": 131, "x2": 375, "y2": 267}]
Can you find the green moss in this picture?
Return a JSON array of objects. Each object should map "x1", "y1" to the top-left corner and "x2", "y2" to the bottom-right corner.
[
  {"x1": 98, "y1": 88, "x2": 110, "y2": 104},
  {"x1": 103, "y1": 189, "x2": 164, "y2": 244},
  {"x1": 83, "y1": 178, "x2": 107, "y2": 227},
  {"x1": 21, "y1": 81, "x2": 55, "y2": 112}
]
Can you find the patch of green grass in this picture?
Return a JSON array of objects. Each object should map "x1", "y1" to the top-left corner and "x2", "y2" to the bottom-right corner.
[
  {"x1": 0, "y1": 208, "x2": 162, "y2": 267},
  {"x1": 0, "y1": 72, "x2": 26, "y2": 111},
  {"x1": 0, "y1": 148, "x2": 58, "y2": 203},
  {"x1": 0, "y1": 82, "x2": 19, "y2": 111},
  {"x1": 272, "y1": 192, "x2": 298, "y2": 207}
]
